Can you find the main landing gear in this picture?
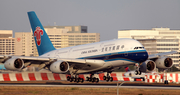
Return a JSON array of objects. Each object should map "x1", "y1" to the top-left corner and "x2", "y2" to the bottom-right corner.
[
  {"x1": 135, "y1": 70, "x2": 141, "y2": 75},
  {"x1": 66, "y1": 72, "x2": 113, "y2": 83},
  {"x1": 103, "y1": 72, "x2": 113, "y2": 82},
  {"x1": 135, "y1": 63, "x2": 142, "y2": 75},
  {"x1": 86, "y1": 74, "x2": 99, "y2": 83},
  {"x1": 67, "y1": 75, "x2": 84, "y2": 83}
]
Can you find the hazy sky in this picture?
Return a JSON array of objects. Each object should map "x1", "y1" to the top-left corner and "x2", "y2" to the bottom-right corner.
[{"x1": 0, "y1": 0, "x2": 180, "y2": 41}]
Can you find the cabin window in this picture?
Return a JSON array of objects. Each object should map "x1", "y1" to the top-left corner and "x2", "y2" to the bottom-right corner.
[
  {"x1": 109, "y1": 47, "x2": 111, "y2": 51},
  {"x1": 112, "y1": 46, "x2": 115, "y2": 50},
  {"x1": 116, "y1": 45, "x2": 120, "y2": 50},
  {"x1": 105, "y1": 47, "x2": 108, "y2": 51},
  {"x1": 121, "y1": 45, "x2": 124, "y2": 49},
  {"x1": 102, "y1": 48, "x2": 104, "y2": 52}
]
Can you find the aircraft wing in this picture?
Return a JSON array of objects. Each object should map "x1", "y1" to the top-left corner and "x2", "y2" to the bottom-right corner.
[
  {"x1": 0, "y1": 55, "x2": 13, "y2": 63},
  {"x1": 1, "y1": 55, "x2": 105, "y2": 72},
  {"x1": 148, "y1": 51, "x2": 177, "y2": 60},
  {"x1": 59, "y1": 58, "x2": 105, "y2": 70},
  {"x1": 0, "y1": 55, "x2": 54, "y2": 63}
]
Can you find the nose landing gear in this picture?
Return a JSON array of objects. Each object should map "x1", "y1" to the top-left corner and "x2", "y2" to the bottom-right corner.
[{"x1": 135, "y1": 63, "x2": 142, "y2": 75}]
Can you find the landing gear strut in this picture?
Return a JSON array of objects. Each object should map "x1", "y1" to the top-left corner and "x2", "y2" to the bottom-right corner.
[
  {"x1": 103, "y1": 72, "x2": 113, "y2": 82},
  {"x1": 86, "y1": 74, "x2": 99, "y2": 83},
  {"x1": 135, "y1": 63, "x2": 141, "y2": 75}
]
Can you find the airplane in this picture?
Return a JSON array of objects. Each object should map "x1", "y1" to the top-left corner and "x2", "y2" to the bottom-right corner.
[{"x1": 0, "y1": 11, "x2": 177, "y2": 83}]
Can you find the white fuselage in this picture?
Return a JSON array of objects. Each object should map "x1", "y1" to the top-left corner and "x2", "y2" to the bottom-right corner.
[{"x1": 41, "y1": 38, "x2": 148, "y2": 73}]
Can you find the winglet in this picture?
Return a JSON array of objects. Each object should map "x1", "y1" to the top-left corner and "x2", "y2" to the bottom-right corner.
[{"x1": 27, "y1": 11, "x2": 55, "y2": 56}]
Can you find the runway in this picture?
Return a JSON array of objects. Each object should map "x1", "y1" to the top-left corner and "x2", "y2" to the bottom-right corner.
[{"x1": 0, "y1": 82, "x2": 180, "y2": 89}]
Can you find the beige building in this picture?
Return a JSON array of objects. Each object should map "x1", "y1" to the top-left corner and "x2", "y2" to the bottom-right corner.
[
  {"x1": 14, "y1": 26, "x2": 100, "y2": 56},
  {"x1": 0, "y1": 30, "x2": 15, "y2": 55},
  {"x1": 15, "y1": 32, "x2": 37, "y2": 56},
  {"x1": 44, "y1": 26, "x2": 99, "y2": 48},
  {"x1": 44, "y1": 26, "x2": 87, "y2": 33},
  {"x1": 118, "y1": 28, "x2": 180, "y2": 66}
]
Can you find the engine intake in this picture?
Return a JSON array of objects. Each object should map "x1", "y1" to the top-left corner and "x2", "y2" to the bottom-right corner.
[
  {"x1": 14, "y1": 58, "x2": 23, "y2": 68},
  {"x1": 155, "y1": 57, "x2": 173, "y2": 69},
  {"x1": 139, "y1": 60, "x2": 156, "y2": 73},
  {"x1": 50, "y1": 60, "x2": 69, "y2": 73},
  {"x1": 164, "y1": 58, "x2": 172, "y2": 67},
  {"x1": 60, "y1": 62, "x2": 69, "y2": 71},
  {"x1": 4, "y1": 58, "x2": 24, "y2": 70},
  {"x1": 147, "y1": 60, "x2": 155, "y2": 71}
]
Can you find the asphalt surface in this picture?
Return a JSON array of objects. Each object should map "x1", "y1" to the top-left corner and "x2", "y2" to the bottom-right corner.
[{"x1": 0, "y1": 82, "x2": 180, "y2": 89}]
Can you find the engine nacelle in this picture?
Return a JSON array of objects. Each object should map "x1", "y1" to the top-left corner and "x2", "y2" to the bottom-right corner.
[
  {"x1": 139, "y1": 60, "x2": 156, "y2": 73},
  {"x1": 4, "y1": 58, "x2": 24, "y2": 70},
  {"x1": 155, "y1": 57, "x2": 173, "y2": 69},
  {"x1": 50, "y1": 60, "x2": 69, "y2": 73}
]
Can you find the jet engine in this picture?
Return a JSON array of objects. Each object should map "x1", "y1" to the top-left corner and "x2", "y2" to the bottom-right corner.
[
  {"x1": 139, "y1": 60, "x2": 156, "y2": 72},
  {"x1": 4, "y1": 58, "x2": 24, "y2": 70},
  {"x1": 50, "y1": 60, "x2": 69, "y2": 73},
  {"x1": 155, "y1": 57, "x2": 173, "y2": 69}
]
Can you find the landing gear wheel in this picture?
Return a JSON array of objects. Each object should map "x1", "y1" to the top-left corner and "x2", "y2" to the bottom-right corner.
[
  {"x1": 135, "y1": 70, "x2": 138, "y2": 75},
  {"x1": 86, "y1": 77, "x2": 90, "y2": 81},
  {"x1": 89, "y1": 77, "x2": 92, "y2": 82},
  {"x1": 106, "y1": 77, "x2": 110, "y2": 82},
  {"x1": 103, "y1": 76, "x2": 106, "y2": 80},
  {"x1": 110, "y1": 77, "x2": 113, "y2": 82},
  {"x1": 164, "y1": 80, "x2": 169, "y2": 84},
  {"x1": 95, "y1": 78, "x2": 99, "y2": 83},
  {"x1": 80, "y1": 78, "x2": 84, "y2": 83},
  {"x1": 67, "y1": 76, "x2": 70, "y2": 81},
  {"x1": 73, "y1": 78, "x2": 77, "y2": 82},
  {"x1": 77, "y1": 78, "x2": 81, "y2": 83},
  {"x1": 92, "y1": 77, "x2": 96, "y2": 83},
  {"x1": 135, "y1": 70, "x2": 141, "y2": 75},
  {"x1": 138, "y1": 71, "x2": 141, "y2": 75},
  {"x1": 69, "y1": 78, "x2": 73, "y2": 82}
]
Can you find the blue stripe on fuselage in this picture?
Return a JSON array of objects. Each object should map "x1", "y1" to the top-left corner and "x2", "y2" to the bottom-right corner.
[{"x1": 78, "y1": 50, "x2": 148, "y2": 63}]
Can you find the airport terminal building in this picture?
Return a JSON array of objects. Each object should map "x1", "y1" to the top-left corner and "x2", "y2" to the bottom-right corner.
[{"x1": 118, "y1": 28, "x2": 180, "y2": 66}]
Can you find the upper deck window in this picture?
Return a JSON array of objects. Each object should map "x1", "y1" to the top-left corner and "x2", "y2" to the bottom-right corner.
[{"x1": 102, "y1": 48, "x2": 104, "y2": 52}]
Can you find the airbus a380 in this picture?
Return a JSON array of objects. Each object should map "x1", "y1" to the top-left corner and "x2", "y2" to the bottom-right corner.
[{"x1": 0, "y1": 11, "x2": 177, "y2": 83}]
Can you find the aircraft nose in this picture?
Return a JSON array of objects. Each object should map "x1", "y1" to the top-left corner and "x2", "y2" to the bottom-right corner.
[
  {"x1": 144, "y1": 51, "x2": 148, "y2": 61},
  {"x1": 138, "y1": 51, "x2": 148, "y2": 63}
]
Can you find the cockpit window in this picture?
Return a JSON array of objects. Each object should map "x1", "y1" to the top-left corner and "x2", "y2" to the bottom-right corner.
[{"x1": 134, "y1": 47, "x2": 144, "y2": 49}]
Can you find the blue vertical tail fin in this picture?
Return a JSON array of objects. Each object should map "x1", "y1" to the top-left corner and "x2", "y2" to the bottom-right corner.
[{"x1": 27, "y1": 11, "x2": 55, "y2": 56}]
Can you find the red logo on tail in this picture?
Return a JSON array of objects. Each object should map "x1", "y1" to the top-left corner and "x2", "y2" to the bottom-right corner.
[{"x1": 34, "y1": 27, "x2": 43, "y2": 46}]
